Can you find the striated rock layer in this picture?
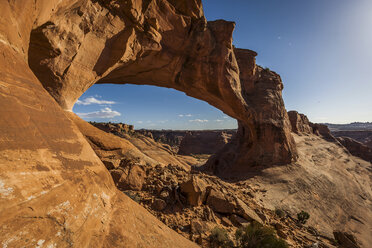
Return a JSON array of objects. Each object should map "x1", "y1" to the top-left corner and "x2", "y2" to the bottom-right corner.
[{"x1": 25, "y1": 0, "x2": 297, "y2": 176}]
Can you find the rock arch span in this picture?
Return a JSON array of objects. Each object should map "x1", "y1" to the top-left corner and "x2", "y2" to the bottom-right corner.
[
  {"x1": 0, "y1": 0, "x2": 297, "y2": 245},
  {"x1": 27, "y1": 0, "x2": 297, "y2": 176}
]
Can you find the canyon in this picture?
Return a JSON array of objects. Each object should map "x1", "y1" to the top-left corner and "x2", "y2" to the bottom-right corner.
[{"x1": 0, "y1": 0, "x2": 371, "y2": 248}]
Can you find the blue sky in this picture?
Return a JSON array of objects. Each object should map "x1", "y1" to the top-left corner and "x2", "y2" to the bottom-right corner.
[{"x1": 73, "y1": 0, "x2": 372, "y2": 129}]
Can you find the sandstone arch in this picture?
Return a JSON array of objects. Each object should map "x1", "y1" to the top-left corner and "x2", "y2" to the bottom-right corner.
[
  {"x1": 27, "y1": 0, "x2": 297, "y2": 176},
  {"x1": 0, "y1": 0, "x2": 296, "y2": 246}
]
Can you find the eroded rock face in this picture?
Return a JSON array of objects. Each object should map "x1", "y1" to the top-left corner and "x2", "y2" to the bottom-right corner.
[
  {"x1": 288, "y1": 111, "x2": 313, "y2": 134},
  {"x1": 178, "y1": 131, "x2": 234, "y2": 155},
  {"x1": 26, "y1": 0, "x2": 297, "y2": 176},
  {"x1": 336, "y1": 137, "x2": 372, "y2": 163},
  {"x1": 333, "y1": 231, "x2": 361, "y2": 248},
  {"x1": 333, "y1": 131, "x2": 372, "y2": 149}
]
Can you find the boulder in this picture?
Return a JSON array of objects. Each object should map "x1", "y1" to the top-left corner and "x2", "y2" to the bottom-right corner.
[
  {"x1": 230, "y1": 214, "x2": 250, "y2": 227},
  {"x1": 180, "y1": 176, "x2": 208, "y2": 206},
  {"x1": 110, "y1": 165, "x2": 146, "y2": 191},
  {"x1": 234, "y1": 198, "x2": 263, "y2": 224},
  {"x1": 102, "y1": 158, "x2": 121, "y2": 170},
  {"x1": 190, "y1": 220, "x2": 210, "y2": 235},
  {"x1": 152, "y1": 198, "x2": 167, "y2": 211},
  {"x1": 206, "y1": 189, "x2": 236, "y2": 214}
]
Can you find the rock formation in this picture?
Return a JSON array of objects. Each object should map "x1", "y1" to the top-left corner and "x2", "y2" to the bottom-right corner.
[
  {"x1": 336, "y1": 137, "x2": 372, "y2": 163},
  {"x1": 178, "y1": 131, "x2": 234, "y2": 155},
  {"x1": 1, "y1": 0, "x2": 296, "y2": 243},
  {"x1": 92, "y1": 123, "x2": 236, "y2": 155},
  {"x1": 138, "y1": 130, "x2": 186, "y2": 149},
  {"x1": 26, "y1": 0, "x2": 297, "y2": 176},
  {"x1": 288, "y1": 111, "x2": 313, "y2": 134},
  {"x1": 333, "y1": 131, "x2": 372, "y2": 148},
  {"x1": 288, "y1": 111, "x2": 372, "y2": 163},
  {"x1": 92, "y1": 122, "x2": 135, "y2": 136},
  {"x1": 288, "y1": 111, "x2": 335, "y2": 140}
]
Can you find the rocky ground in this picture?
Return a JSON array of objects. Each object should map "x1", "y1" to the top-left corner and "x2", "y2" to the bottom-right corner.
[
  {"x1": 90, "y1": 118, "x2": 370, "y2": 248},
  {"x1": 105, "y1": 158, "x2": 338, "y2": 248}
]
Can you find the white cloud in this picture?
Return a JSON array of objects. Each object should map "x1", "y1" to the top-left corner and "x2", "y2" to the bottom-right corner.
[
  {"x1": 158, "y1": 120, "x2": 168, "y2": 124},
  {"x1": 189, "y1": 119, "x2": 209, "y2": 123},
  {"x1": 76, "y1": 97, "x2": 116, "y2": 106},
  {"x1": 77, "y1": 108, "x2": 121, "y2": 119},
  {"x1": 223, "y1": 115, "x2": 229, "y2": 119},
  {"x1": 178, "y1": 114, "x2": 192, "y2": 118},
  {"x1": 137, "y1": 121, "x2": 144, "y2": 124},
  {"x1": 215, "y1": 119, "x2": 224, "y2": 122}
]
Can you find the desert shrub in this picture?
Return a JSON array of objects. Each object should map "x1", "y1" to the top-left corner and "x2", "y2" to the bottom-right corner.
[
  {"x1": 275, "y1": 208, "x2": 286, "y2": 218},
  {"x1": 209, "y1": 227, "x2": 234, "y2": 248},
  {"x1": 235, "y1": 222, "x2": 288, "y2": 248},
  {"x1": 297, "y1": 211, "x2": 310, "y2": 224}
]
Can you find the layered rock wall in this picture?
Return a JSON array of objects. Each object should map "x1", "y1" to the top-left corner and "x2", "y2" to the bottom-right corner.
[{"x1": 178, "y1": 131, "x2": 233, "y2": 155}]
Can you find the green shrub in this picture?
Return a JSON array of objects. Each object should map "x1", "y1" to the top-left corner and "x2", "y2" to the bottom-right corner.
[
  {"x1": 209, "y1": 227, "x2": 234, "y2": 248},
  {"x1": 275, "y1": 208, "x2": 286, "y2": 218},
  {"x1": 297, "y1": 211, "x2": 310, "y2": 224},
  {"x1": 235, "y1": 222, "x2": 288, "y2": 248}
]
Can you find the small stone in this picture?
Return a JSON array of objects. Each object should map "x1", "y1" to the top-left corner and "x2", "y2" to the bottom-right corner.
[
  {"x1": 221, "y1": 217, "x2": 233, "y2": 227},
  {"x1": 152, "y1": 198, "x2": 167, "y2": 211}
]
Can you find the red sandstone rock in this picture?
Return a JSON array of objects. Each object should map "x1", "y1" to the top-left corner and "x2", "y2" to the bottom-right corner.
[
  {"x1": 288, "y1": 111, "x2": 313, "y2": 135},
  {"x1": 180, "y1": 176, "x2": 208, "y2": 206},
  {"x1": 234, "y1": 198, "x2": 263, "y2": 224},
  {"x1": 310, "y1": 123, "x2": 337, "y2": 141},
  {"x1": 206, "y1": 189, "x2": 236, "y2": 214}
]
